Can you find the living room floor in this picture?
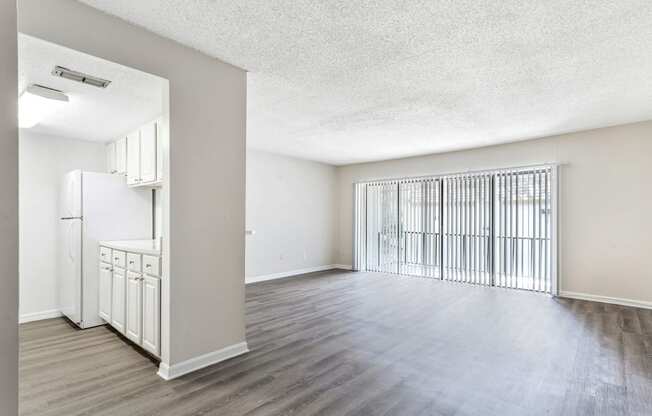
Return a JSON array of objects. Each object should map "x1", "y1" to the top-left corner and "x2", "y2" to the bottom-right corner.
[{"x1": 19, "y1": 270, "x2": 652, "y2": 416}]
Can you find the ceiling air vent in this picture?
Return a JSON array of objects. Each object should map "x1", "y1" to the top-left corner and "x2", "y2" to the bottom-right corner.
[{"x1": 51, "y1": 66, "x2": 112, "y2": 88}]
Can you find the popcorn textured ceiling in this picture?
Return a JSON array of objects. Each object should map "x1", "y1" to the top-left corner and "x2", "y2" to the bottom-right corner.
[{"x1": 79, "y1": 0, "x2": 652, "y2": 164}]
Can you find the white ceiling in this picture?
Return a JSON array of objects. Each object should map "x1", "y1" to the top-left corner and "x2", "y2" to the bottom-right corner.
[
  {"x1": 78, "y1": 0, "x2": 652, "y2": 164},
  {"x1": 18, "y1": 33, "x2": 164, "y2": 142}
]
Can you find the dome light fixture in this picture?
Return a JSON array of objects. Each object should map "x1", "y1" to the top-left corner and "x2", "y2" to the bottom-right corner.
[{"x1": 18, "y1": 84, "x2": 69, "y2": 129}]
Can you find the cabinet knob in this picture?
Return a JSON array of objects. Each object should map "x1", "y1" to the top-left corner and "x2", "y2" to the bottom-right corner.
[
  {"x1": 145, "y1": 264, "x2": 151, "y2": 268},
  {"x1": 129, "y1": 261, "x2": 135, "y2": 264}
]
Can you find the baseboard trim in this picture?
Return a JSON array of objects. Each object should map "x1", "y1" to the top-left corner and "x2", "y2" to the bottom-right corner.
[
  {"x1": 333, "y1": 264, "x2": 353, "y2": 271},
  {"x1": 19, "y1": 309, "x2": 62, "y2": 324},
  {"x1": 157, "y1": 341, "x2": 249, "y2": 381},
  {"x1": 246, "y1": 264, "x2": 352, "y2": 284},
  {"x1": 560, "y1": 291, "x2": 652, "y2": 310}
]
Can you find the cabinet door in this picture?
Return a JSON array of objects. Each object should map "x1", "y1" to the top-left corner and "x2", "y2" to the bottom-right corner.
[
  {"x1": 140, "y1": 122, "x2": 157, "y2": 183},
  {"x1": 142, "y1": 275, "x2": 161, "y2": 357},
  {"x1": 115, "y1": 137, "x2": 127, "y2": 175},
  {"x1": 156, "y1": 122, "x2": 163, "y2": 182},
  {"x1": 98, "y1": 263, "x2": 112, "y2": 322},
  {"x1": 126, "y1": 131, "x2": 140, "y2": 185},
  {"x1": 111, "y1": 267, "x2": 127, "y2": 334},
  {"x1": 125, "y1": 271, "x2": 143, "y2": 344},
  {"x1": 106, "y1": 142, "x2": 116, "y2": 174}
]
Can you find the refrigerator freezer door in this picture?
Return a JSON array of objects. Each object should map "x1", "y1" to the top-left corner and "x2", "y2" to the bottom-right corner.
[
  {"x1": 61, "y1": 170, "x2": 82, "y2": 219},
  {"x1": 59, "y1": 218, "x2": 83, "y2": 325}
]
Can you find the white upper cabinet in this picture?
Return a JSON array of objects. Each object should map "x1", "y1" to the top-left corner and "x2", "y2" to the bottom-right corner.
[
  {"x1": 106, "y1": 142, "x2": 116, "y2": 174},
  {"x1": 126, "y1": 130, "x2": 141, "y2": 186},
  {"x1": 107, "y1": 119, "x2": 163, "y2": 186},
  {"x1": 156, "y1": 122, "x2": 163, "y2": 183},
  {"x1": 125, "y1": 120, "x2": 161, "y2": 187},
  {"x1": 115, "y1": 137, "x2": 127, "y2": 175},
  {"x1": 140, "y1": 121, "x2": 157, "y2": 183}
]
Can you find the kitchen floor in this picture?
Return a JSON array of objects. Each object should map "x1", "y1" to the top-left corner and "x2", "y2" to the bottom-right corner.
[{"x1": 20, "y1": 270, "x2": 652, "y2": 416}]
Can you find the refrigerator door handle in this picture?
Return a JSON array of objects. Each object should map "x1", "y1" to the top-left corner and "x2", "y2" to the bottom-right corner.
[
  {"x1": 68, "y1": 223, "x2": 74, "y2": 261},
  {"x1": 61, "y1": 216, "x2": 83, "y2": 220}
]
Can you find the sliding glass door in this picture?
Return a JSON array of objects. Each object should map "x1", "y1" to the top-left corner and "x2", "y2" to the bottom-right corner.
[
  {"x1": 353, "y1": 165, "x2": 558, "y2": 294},
  {"x1": 364, "y1": 181, "x2": 399, "y2": 274},
  {"x1": 494, "y1": 167, "x2": 555, "y2": 292},
  {"x1": 399, "y1": 179, "x2": 442, "y2": 278},
  {"x1": 442, "y1": 174, "x2": 492, "y2": 285}
]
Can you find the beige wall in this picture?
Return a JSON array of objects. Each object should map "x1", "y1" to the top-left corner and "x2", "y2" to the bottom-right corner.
[
  {"x1": 18, "y1": 0, "x2": 247, "y2": 368},
  {"x1": 337, "y1": 121, "x2": 652, "y2": 305},
  {"x1": 0, "y1": 0, "x2": 18, "y2": 413},
  {"x1": 246, "y1": 150, "x2": 338, "y2": 280},
  {"x1": 1, "y1": 3, "x2": 18, "y2": 416}
]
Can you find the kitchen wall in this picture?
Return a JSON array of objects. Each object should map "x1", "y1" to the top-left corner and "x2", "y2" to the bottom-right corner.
[
  {"x1": 19, "y1": 131, "x2": 105, "y2": 322},
  {"x1": 0, "y1": 1, "x2": 17, "y2": 414},
  {"x1": 337, "y1": 120, "x2": 652, "y2": 306},
  {"x1": 19, "y1": 0, "x2": 247, "y2": 376},
  {"x1": 154, "y1": 189, "x2": 163, "y2": 239},
  {"x1": 246, "y1": 150, "x2": 338, "y2": 282}
]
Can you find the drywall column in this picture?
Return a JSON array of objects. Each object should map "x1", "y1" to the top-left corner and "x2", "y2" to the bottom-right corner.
[
  {"x1": 19, "y1": 0, "x2": 247, "y2": 377},
  {"x1": 0, "y1": 1, "x2": 18, "y2": 414}
]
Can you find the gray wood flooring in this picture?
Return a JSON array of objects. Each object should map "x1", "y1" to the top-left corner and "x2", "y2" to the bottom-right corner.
[{"x1": 19, "y1": 270, "x2": 652, "y2": 415}]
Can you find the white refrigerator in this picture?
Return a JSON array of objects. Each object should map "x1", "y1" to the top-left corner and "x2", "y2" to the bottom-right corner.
[{"x1": 59, "y1": 170, "x2": 152, "y2": 329}]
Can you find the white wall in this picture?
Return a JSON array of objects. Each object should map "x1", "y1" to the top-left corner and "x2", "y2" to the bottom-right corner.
[
  {"x1": 154, "y1": 189, "x2": 163, "y2": 239},
  {"x1": 0, "y1": 1, "x2": 18, "y2": 414},
  {"x1": 19, "y1": 131, "x2": 105, "y2": 322},
  {"x1": 19, "y1": 0, "x2": 247, "y2": 375},
  {"x1": 246, "y1": 150, "x2": 337, "y2": 281},
  {"x1": 337, "y1": 121, "x2": 652, "y2": 306}
]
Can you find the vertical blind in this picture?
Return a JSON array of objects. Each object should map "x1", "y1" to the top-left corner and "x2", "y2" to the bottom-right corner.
[{"x1": 353, "y1": 165, "x2": 558, "y2": 294}]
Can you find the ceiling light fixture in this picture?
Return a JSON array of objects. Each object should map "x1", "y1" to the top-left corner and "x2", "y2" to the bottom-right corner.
[
  {"x1": 18, "y1": 84, "x2": 69, "y2": 129},
  {"x1": 52, "y1": 66, "x2": 112, "y2": 88}
]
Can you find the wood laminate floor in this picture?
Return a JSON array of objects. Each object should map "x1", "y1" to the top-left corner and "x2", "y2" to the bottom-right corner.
[{"x1": 20, "y1": 270, "x2": 652, "y2": 416}]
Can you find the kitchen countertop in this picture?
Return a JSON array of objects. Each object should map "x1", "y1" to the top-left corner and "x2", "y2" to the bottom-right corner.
[{"x1": 99, "y1": 239, "x2": 162, "y2": 256}]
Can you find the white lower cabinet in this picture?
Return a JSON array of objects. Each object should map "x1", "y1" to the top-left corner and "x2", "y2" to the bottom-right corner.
[
  {"x1": 142, "y1": 275, "x2": 161, "y2": 356},
  {"x1": 98, "y1": 262, "x2": 113, "y2": 322},
  {"x1": 111, "y1": 267, "x2": 127, "y2": 334},
  {"x1": 99, "y1": 246, "x2": 161, "y2": 358},
  {"x1": 125, "y1": 271, "x2": 143, "y2": 344}
]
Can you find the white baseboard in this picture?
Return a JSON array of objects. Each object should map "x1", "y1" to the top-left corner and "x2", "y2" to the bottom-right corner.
[
  {"x1": 333, "y1": 264, "x2": 353, "y2": 271},
  {"x1": 157, "y1": 341, "x2": 249, "y2": 381},
  {"x1": 560, "y1": 291, "x2": 652, "y2": 310},
  {"x1": 245, "y1": 264, "x2": 352, "y2": 284},
  {"x1": 19, "y1": 309, "x2": 62, "y2": 324}
]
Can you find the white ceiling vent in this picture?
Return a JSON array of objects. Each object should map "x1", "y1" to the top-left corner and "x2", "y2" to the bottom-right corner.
[{"x1": 52, "y1": 65, "x2": 112, "y2": 88}]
